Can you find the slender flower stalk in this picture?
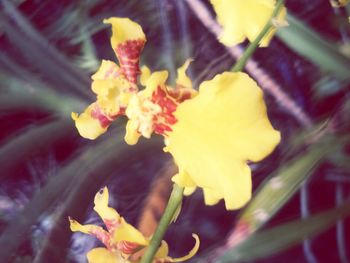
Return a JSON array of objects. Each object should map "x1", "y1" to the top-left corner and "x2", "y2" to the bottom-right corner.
[
  {"x1": 232, "y1": 0, "x2": 286, "y2": 72},
  {"x1": 140, "y1": 184, "x2": 184, "y2": 263}
]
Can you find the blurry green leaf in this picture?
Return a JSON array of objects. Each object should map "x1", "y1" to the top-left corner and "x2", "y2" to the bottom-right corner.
[
  {"x1": 0, "y1": 0, "x2": 91, "y2": 99},
  {"x1": 0, "y1": 119, "x2": 74, "y2": 180},
  {"x1": 277, "y1": 14, "x2": 350, "y2": 81},
  {"x1": 0, "y1": 124, "x2": 162, "y2": 262},
  {"x1": 219, "y1": 201, "x2": 350, "y2": 262},
  {"x1": 238, "y1": 136, "x2": 341, "y2": 234}
]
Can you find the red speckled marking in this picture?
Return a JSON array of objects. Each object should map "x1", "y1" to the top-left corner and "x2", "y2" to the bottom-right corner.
[
  {"x1": 89, "y1": 227, "x2": 115, "y2": 250},
  {"x1": 115, "y1": 39, "x2": 145, "y2": 84},
  {"x1": 91, "y1": 104, "x2": 124, "y2": 128},
  {"x1": 118, "y1": 241, "x2": 140, "y2": 255},
  {"x1": 151, "y1": 86, "x2": 178, "y2": 136},
  {"x1": 168, "y1": 87, "x2": 193, "y2": 102},
  {"x1": 91, "y1": 105, "x2": 112, "y2": 128},
  {"x1": 103, "y1": 64, "x2": 121, "y2": 79},
  {"x1": 103, "y1": 218, "x2": 120, "y2": 233}
]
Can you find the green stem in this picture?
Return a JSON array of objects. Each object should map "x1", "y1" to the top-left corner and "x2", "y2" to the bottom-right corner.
[
  {"x1": 140, "y1": 184, "x2": 184, "y2": 263},
  {"x1": 232, "y1": 0, "x2": 285, "y2": 72}
]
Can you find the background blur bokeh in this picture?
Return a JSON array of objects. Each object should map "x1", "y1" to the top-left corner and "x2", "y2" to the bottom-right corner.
[{"x1": 0, "y1": 0, "x2": 350, "y2": 262}]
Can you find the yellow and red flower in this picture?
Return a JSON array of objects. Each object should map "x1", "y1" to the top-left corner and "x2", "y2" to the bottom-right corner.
[
  {"x1": 72, "y1": 17, "x2": 281, "y2": 210},
  {"x1": 69, "y1": 187, "x2": 199, "y2": 263},
  {"x1": 72, "y1": 18, "x2": 146, "y2": 139}
]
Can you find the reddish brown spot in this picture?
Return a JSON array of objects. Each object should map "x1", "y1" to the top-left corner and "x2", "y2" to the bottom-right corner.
[
  {"x1": 115, "y1": 39, "x2": 145, "y2": 84},
  {"x1": 103, "y1": 64, "x2": 121, "y2": 79},
  {"x1": 91, "y1": 104, "x2": 124, "y2": 128},
  {"x1": 89, "y1": 228, "x2": 115, "y2": 250},
  {"x1": 169, "y1": 87, "x2": 194, "y2": 102},
  {"x1": 151, "y1": 86, "x2": 178, "y2": 136},
  {"x1": 91, "y1": 105, "x2": 113, "y2": 128},
  {"x1": 103, "y1": 218, "x2": 121, "y2": 233},
  {"x1": 118, "y1": 241, "x2": 141, "y2": 255}
]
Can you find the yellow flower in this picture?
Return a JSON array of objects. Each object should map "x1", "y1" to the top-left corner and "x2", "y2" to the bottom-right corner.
[
  {"x1": 72, "y1": 18, "x2": 147, "y2": 139},
  {"x1": 124, "y1": 61, "x2": 197, "y2": 145},
  {"x1": 165, "y1": 72, "x2": 281, "y2": 210},
  {"x1": 210, "y1": 0, "x2": 286, "y2": 47},
  {"x1": 69, "y1": 187, "x2": 199, "y2": 263}
]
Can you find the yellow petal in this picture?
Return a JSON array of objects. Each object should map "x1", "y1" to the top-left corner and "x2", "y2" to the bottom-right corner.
[
  {"x1": 124, "y1": 120, "x2": 141, "y2": 145},
  {"x1": 154, "y1": 241, "x2": 169, "y2": 259},
  {"x1": 176, "y1": 59, "x2": 193, "y2": 89},
  {"x1": 166, "y1": 72, "x2": 280, "y2": 210},
  {"x1": 87, "y1": 248, "x2": 123, "y2": 263},
  {"x1": 140, "y1": 65, "x2": 151, "y2": 86},
  {"x1": 94, "y1": 187, "x2": 121, "y2": 226},
  {"x1": 103, "y1": 17, "x2": 146, "y2": 47},
  {"x1": 210, "y1": 0, "x2": 286, "y2": 46},
  {"x1": 167, "y1": 234, "x2": 200, "y2": 262},
  {"x1": 140, "y1": 71, "x2": 169, "y2": 98},
  {"x1": 104, "y1": 17, "x2": 146, "y2": 84},
  {"x1": 171, "y1": 171, "x2": 196, "y2": 188},
  {"x1": 113, "y1": 218, "x2": 148, "y2": 246},
  {"x1": 71, "y1": 104, "x2": 108, "y2": 140},
  {"x1": 69, "y1": 217, "x2": 107, "y2": 236},
  {"x1": 92, "y1": 60, "x2": 120, "y2": 80}
]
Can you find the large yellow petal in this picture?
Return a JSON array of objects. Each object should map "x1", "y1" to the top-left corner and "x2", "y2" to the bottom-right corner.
[
  {"x1": 71, "y1": 104, "x2": 108, "y2": 140},
  {"x1": 87, "y1": 248, "x2": 123, "y2": 263},
  {"x1": 166, "y1": 72, "x2": 280, "y2": 210},
  {"x1": 210, "y1": 0, "x2": 286, "y2": 46}
]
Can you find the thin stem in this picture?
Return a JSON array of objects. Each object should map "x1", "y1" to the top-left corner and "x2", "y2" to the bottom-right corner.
[
  {"x1": 140, "y1": 184, "x2": 184, "y2": 263},
  {"x1": 232, "y1": 0, "x2": 285, "y2": 72}
]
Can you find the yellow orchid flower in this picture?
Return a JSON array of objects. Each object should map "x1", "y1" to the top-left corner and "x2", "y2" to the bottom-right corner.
[
  {"x1": 69, "y1": 187, "x2": 199, "y2": 263},
  {"x1": 124, "y1": 61, "x2": 197, "y2": 146},
  {"x1": 210, "y1": 0, "x2": 287, "y2": 47},
  {"x1": 72, "y1": 18, "x2": 146, "y2": 139},
  {"x1": 165, "y1": 72, "x2": 281, "y2": 210}
]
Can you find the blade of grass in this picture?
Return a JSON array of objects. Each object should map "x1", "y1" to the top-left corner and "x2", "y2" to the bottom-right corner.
[
  {"x1": 218, "y1": 200, "x2": 350, "y2": 262},
  {"x1": 277, "y1": 14, "x2": 350, "y2": 81},
  {"x1": 0, "y1": 118, "x2": 74, "y2": 180}
]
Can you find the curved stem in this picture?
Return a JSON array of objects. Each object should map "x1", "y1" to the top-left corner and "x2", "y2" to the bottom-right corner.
[
  {"x1": 232, "y1": 0, "x2": 285, "y2": 72},
  {"x1": 140, "y1": 184, "x2": 184, "y2": 263}
]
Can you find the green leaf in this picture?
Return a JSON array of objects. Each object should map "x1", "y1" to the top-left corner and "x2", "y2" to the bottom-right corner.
[
  {"x1": 0, "y1": 119, "x2": 74, "y2": 180},
  {"x1": 219, "y1": 201, "x2": 350, "y2": 262},
  {"x1": 277, "y1": 14, "x2": 350, "y2": 81},
  {"x1": 0, "y1": 0, "x2": 91, "y2": 99}
]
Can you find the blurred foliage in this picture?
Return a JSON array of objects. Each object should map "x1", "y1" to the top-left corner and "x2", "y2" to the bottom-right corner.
[{"x1": 0, "y1": 0, "x2": 349, "y2": 263}]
